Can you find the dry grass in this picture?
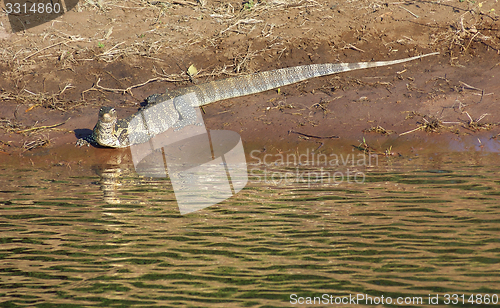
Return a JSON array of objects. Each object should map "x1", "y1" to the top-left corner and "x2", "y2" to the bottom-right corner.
[
  {"x1": 22, "y1": 135, "x2": 51, "y2": 151},
  {"x1": 0, "y1": 139, "x2": 12, "y2": 150},
  {"x1": 0, "y1": 0, "x2": 372, "y2": 111},
  {"x1": 364, "y1": 125, "x2": 393, "y2": 135},
  {"x1": 0, "y1": 89, "x2": 81, "y2": 112},
  {"x1": 0, "y1": 0, "x2": 323, "y2": 65},
  {"x1": 0, "y1": 110, "x2": 58, "y2": 151},
  {"x1": 353, "y1": 137, "x2": 376, "y2": 154},
  {"x1": 429, "y1": 11, "x2": 500, "y2": 55},
  {"x1": 400, "y1": 109, "x2": 497, "y2": 136},
  {"x1": 0, "y1": 118, "x2": 25, "y2": 133},
  {"x1": 1, "y1": 112, "x2": 70, "y2": 141},
  {"x1": 400, "y1": 114, "x2": 447, "y2": 136},
  {"x1": 464, "y1": 112, "x2": 496, "y2": 131}
]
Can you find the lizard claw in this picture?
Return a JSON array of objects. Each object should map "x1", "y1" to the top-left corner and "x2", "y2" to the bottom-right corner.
[{"x1": 76, "y1": 138, "x2": 90, "y2": 147}]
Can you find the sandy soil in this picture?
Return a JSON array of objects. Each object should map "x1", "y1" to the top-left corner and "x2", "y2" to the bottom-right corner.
[{"x1": 1, "y1": 0, "x2": 499, "y2": 158}]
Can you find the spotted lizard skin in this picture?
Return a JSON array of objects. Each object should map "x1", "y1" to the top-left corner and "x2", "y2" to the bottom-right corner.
[{"x1": 78, "y1": 52, "x2": 439, "y2": 148}]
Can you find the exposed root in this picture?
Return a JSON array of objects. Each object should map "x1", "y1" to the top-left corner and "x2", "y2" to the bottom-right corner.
[{"x1": 82, "y1": 77, "x2": 174, "y2": 97}]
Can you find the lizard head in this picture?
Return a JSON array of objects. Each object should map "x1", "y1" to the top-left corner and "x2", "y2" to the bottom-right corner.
[
  {"x1": 98, "y1": 106, "x2": 118, "y2": 123},
  {"x1": 93, "y1": 106, "x2": 124, "y2": 148}
]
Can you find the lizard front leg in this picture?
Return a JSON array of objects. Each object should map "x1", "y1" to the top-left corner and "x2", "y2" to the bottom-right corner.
[{"x1": 76, "y1": 135, "x2": 95, "y2": 147}]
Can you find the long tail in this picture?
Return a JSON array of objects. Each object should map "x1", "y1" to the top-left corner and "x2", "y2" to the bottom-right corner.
[{"x1": 191, "y1": 52, "x2": 439, "y2": 106}]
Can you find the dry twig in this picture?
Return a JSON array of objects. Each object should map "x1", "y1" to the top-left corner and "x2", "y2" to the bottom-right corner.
[
  {"x1": 23, "y1": 38, "x2": 84, "y2": 61},
  {"x1": 16, "y1": 118, "x2": 71, "y2": 134}
]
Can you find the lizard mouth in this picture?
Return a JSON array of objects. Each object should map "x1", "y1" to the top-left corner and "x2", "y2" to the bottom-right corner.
[{"x1": 101, "y1": 113, "x2": 116, "y2": 123}]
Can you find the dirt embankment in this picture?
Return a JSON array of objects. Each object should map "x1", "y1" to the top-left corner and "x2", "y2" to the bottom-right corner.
[{"x1": 0, "y1": 0, "x2": 499, "y2": 157}]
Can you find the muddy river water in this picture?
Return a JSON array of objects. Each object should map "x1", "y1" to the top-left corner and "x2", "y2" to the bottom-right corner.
[{"x1": 1, "y1": 140, "x2": 499, "y2": 307}]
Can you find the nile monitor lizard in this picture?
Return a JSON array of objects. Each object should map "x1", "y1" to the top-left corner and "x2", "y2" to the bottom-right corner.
[{"x1": 78, "y1": 52, "x2": 439, "y2": 148}]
